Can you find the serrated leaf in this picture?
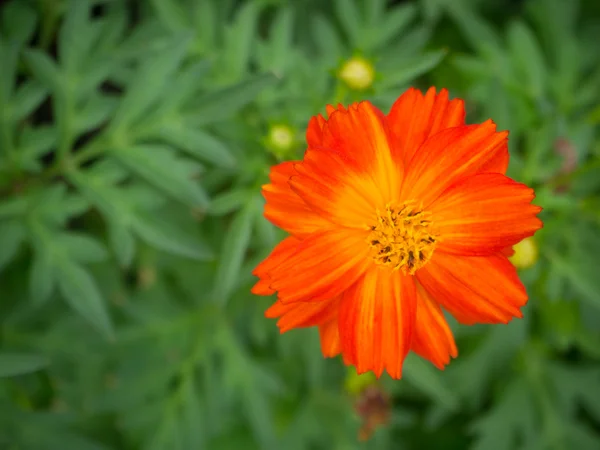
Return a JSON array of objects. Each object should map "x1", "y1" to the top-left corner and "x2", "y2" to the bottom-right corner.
[
  {"x1": 55, "y1": 259, "x2": 114, "y2": 339},
  {"x1": 154, "y1": 123, "x2": 236, "y2": 168},
  {"x1": 185, "y1": 73, "x2": 277, "y2": 126},
  {"x1": 0, "y1": 353, "x2": 48, "y2": 377},
  {"x1": 111, "y1": 144, "x2": 209, "y2": 208},
  {"x1": 211, "y1": 198, "x2": 256, "y2": 304},
  {"x1": 110, "y1": 33, "x2": 192, "y2": 131},
  {"x1": 0, "y1": 220, "x2": 25, "y2": 271}
]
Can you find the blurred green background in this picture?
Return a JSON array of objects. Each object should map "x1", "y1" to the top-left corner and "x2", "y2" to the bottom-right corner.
[{"x1": 0, "y1": 0, "x2": 599, "y2": 448}]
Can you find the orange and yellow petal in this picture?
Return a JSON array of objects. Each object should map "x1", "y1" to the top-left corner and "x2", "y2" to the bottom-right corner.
[
  {"x1": 291, "y1": 149, "x2": 382, "y2": 228},
  {"x1": 387, "y1": 87, "x2": 465, "y2": 165},
  {"x1": 339, "y1": 268, "x2": 417, "y2": 379},
  {"x1": 431, "y1": 173, "x2": 543, "y2": 256},
  {"x1": 411, "y1": 284, "x2": 457, "y2": 369},
  {"x1": 402, "y1": 121, "x2": 508, "y2": 207},
  {"x1": 318, "y1": 102, "x2": 402, "y2": 202},
  {"x1": 262, "y1": 162, "x2": 331, "y2": 238},
  {"x1": 265, "y1": 296, "x2": 340, "y2": 333},
  {"x1": 319, "y1": 318, "x2": 342, "y2": 357},
  {"x1": 269, "y1": 229, "x2": 371, "y2": 303},
  {"x1": 417, "y1": 252, "x2": 527, "y2": 325},
  {"x1": 252, "y1": 236, "x2": 300, "y2": 295}
]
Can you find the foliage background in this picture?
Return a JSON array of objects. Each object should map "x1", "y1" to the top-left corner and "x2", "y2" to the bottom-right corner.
[{"x1": 0, "y1": 0, "x2": 599, "y2": 448}]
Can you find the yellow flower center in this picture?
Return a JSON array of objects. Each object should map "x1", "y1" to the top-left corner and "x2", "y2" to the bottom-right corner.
[{"x1": 368, "y1": 201, "x2": 437, "y2": 275}]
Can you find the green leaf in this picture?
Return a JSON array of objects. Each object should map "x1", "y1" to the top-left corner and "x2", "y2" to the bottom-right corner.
[
  {"x1": 0, "y1": 220, "x2": 25, "y2": 271},
  {"x1": 0, "y1": 353, "x2": 48, "y2": 377},
  {"x1": 111, "y1": 144, "x2": 209, "y2": 208},
  {"x1": 75, "y1": 95, "x2": 118, "y2": 134},
  {"x1": 507, "y1": 21, "x2": 547, "y2": 99},
  {"x1": 0, "y1": 1, "x2": 37, "y2": 45},
  {"x1": 220, "y1": 2, "x2": 260, "y2": 82},
  {"x1": 150, "y1": 0, "x2": 189, "y2": 32},
  {"x1": 108, "y1": 221, "x2": 136, "y2": 267},
  {"x1": 470, "y1": 378, "x2": 537, "y2": 450},
  {"x1": 312, "y1": 15, "x2": 344, "y2": 58},
  {"x1": 55, "y1": 259, "x2": 114, "y2": 339},
  {"x1": 11, "y1": 81, "x2": 48, "y2": 122},
  {"x1": 208, "y1": 188, "x2": 252, "y2": 216},
  {"x1": 110, "y1": 33, "x2": 192, "y2": 131},
  {"x1": 334, "y1": 0, "x2": 362, "y2": 47},
  {"x1": 23, "y1": 49, "x2": 63, "y2": 94},
  {"x1": 132, "y1": 213, "x2": 213, "y2": 261},
  {"x1": 379, "y1": 50, "x2": 446, "y2": 89},
  {"x1": 402, "y1": 354, "x2": 459, "y2": 410},
  {"x1": 185, "y1": 73, "x2": 277, "y2": 126},
  {"x1": 58, "y1": 0, "x2": 94, "y2": 74},
  {"x1": 56, "y1": 232, "x2": 109, "y2": 263},
  {"x1": 211, "y1": 198, "x2": 257, "y2": 304},
  {"x1": 154, "y1": 122, "x2": 236, "y2": 168},
  {"x1": 545, "y1": 248, "x2": 600, "y2": 311},
  {"x1": 29, "y1": 246, "x2": 56, "y2": 305},
  {"x1": 70, "y1": 170, "x2": 213, "y2": 261},
  {"x1": 367, "y1": 3, "x2": 417, "y2": 51}
]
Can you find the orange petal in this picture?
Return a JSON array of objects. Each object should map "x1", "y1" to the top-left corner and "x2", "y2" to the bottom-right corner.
[
  {"x1": 431, "y1": 173, "x2": 543, "y2": 256},
  {"x1": 411, "y1": 284, "x2": 457, "y2": 369},
  {"x1": 339, "y1": 268, "x2": 417, "y2": 379},
  {"x1": 402, "y1": 121, "x2": 509, "y2": 207},
  {"x1": 252, "y1": 236, "x2": 300, "y2": 295},
  {"x1": 387, "y1": 87, "x2": 465, "y2": 164},
  {"x1": 262, "y1": 162, "x2": 331, "y2": 238},
  {"x1": 291, "y1": 149, "x2": 381, "y2": 228},
  {"x1": 417, "y1": 252, "x2": 527, "y2": 325},
  {"x1": 269, "y1": 228, "x2": 371, "y2": 303},
  {"x1": 306, "y1": 114, "x2": 326, "y2": 148},
  {"x1": 319, "y1": 101, "x2": 402, "y2": 202},
  {"x1": 319, "y1": 318, "x2": 342, "y2": 357},
  {"x1": 265, "y1": 296, "x2": 339, "y2": 333}
]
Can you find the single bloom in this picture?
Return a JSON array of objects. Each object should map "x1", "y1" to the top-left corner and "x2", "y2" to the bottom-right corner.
[{"x1": 252, "y1": 87, "x2": 542, "y2": 379}]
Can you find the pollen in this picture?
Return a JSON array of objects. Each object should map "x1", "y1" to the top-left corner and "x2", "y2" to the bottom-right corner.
[{"x1": 367, "y1": 201, "x2": 438, "y2": 275}]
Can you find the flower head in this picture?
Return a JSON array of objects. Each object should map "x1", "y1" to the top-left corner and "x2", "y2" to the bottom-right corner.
[
  {"x1": 265, "y1": 123, "x2": 296, "y2": 158},
  {"x1": 338, "y1": 56, "x2": 375, "y2": 90},
  {"x1": 252, "y1": 87, "x2": 543, "y2": 379}
]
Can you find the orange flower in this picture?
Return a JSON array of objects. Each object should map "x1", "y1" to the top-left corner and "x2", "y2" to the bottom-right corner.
[{"x1": 252, "y1": 87, "x2": 542, "y2": 379}]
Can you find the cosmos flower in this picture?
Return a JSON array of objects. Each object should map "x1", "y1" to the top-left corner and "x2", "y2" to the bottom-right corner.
[{"x1": 252, "y1": 87, "x2": 542, "y2": 379}]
